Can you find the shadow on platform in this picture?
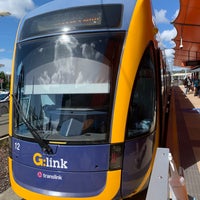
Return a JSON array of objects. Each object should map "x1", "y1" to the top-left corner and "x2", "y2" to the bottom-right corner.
[{"x1": 167, "y1": 86, "x2": 200, "y2": 200}]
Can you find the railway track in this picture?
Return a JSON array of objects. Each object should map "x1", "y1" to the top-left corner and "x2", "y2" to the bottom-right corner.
[
  {"x1": 0, "y1": 135, "x2": 10, "y2": 193},
  {"x1": 0, "y1": 111, "x2": 10, "y2": 192}
]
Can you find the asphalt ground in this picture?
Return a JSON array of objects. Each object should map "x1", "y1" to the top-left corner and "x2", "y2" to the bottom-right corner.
[{"x1": 0, "y1": 188, "x2": 21, "y2": 200}]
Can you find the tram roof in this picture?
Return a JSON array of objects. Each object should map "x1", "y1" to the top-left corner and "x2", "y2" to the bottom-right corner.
[
  {"x1": 17, "y1": 0, "x2": 138, "y2": 41},
  {"x1": 173, "y1": 0, "x2": 200, "y2": 69},
  {"x1": 26, "y1": 0, "x2": 136, "y2": 17}
]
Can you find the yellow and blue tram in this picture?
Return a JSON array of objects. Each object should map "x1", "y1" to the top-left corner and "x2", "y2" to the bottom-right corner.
[{"x1": 9, "y1": 0, "x2": 170, "y2": 199}]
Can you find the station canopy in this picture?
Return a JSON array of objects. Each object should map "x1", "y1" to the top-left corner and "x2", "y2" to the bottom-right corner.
[{"x1": 173, "y1": 0, "x2": 200, "y2": 69}]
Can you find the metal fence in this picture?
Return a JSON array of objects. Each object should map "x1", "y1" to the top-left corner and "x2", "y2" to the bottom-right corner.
[{"x1": 146, "y1": 148, "x2": 189, "y2": 200}]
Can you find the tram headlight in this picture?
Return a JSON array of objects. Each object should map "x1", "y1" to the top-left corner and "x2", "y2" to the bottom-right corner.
[{"x1": 109, "y1": 143, "x2": 123, "y2": 170}]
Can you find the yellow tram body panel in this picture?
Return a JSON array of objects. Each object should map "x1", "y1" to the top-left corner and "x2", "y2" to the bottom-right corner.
[
  {"x1": 111, "y1": 0, "x2": 160, "y2": 195},
  {"x1": 111, "y1": 0, "x2": 157, "y2": 143}
]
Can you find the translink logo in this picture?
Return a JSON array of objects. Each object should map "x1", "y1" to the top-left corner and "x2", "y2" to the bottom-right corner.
[{"x1": 33, "y1": 153, "x2": 68, "y2": 169}]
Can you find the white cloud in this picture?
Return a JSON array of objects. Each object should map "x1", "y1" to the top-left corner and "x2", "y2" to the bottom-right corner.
[
  {"x1": 156, "y1": 28, "x2": 177, "y2": 69},
  {"x1": 0, "y1": 49, "x2": 5, "y2": 53},
  {"x1": 154, "y1": 8, "x2": 180, "y2": 70},
  {"x1": 154, "y1": 9, "x2": 169, "y2": 24},
  {"x1": 156, "y1": 28, "x2": 177, "y2": 49},
  {"x1": 0, "y1": 58, "x2": 12, "y2": 74},
  {"x1": 0, "y1": 0, "x2": 35, "y2": 19},
  {"x1": 160, "y1": 28, "x2": 177, "y2": 42},
  {"x1": 0, "y1": 1, "x2": 35, "y2": 74},
  {"x1": 172, "y1": 9, "x2": 179, "y2": 22},
  {"x1": 164, "y1": 48, "x2": 175, "y2": 58}
]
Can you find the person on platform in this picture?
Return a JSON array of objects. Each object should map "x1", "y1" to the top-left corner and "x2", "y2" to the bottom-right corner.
[
  {"x1": 193, "y1": 75, "x2": 200, "y2": 96},
  {"x1": 184, "y1": 75, "x2": 192, "y2": 95}
]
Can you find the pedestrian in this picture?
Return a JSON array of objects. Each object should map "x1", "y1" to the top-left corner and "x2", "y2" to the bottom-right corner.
[
  {"x1": 193, "y1": 75, "x2": 200, "y2": 96},
  {"x1": 184, "y1": 76, "x2": 192, "y2": 95}
]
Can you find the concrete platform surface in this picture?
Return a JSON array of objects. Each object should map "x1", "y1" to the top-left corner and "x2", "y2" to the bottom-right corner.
[
  {"x1": 167, "y1": 86, "x2": 200, "y2": 200},
  {"x1": 0, "y1": 188, "x2": 21, "y2": 200}
]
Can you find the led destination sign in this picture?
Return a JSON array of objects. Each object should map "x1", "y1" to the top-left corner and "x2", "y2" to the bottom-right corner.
[{"x1": 20, "y1": 4, "x2": 122, "y2": 40}]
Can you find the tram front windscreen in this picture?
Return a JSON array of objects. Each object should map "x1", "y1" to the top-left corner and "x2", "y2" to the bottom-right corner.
[{"x1": 13, "y1": 32, "x2": 125, "y2": 144}]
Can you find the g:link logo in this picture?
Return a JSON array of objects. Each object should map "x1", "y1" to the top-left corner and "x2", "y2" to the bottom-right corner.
[{"x1": 33, "y1": 153, "x2": 68, "y2": 169}]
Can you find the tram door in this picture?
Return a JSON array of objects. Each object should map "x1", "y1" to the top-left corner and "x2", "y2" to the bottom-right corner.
[{"x1": 121, "y1": 45, "x2": 158, "y2": 196}]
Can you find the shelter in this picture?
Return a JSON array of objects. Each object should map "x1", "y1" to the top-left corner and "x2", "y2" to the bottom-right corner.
[{"x1": 173, "y1": 0, "x2": 200, "y2": 69}]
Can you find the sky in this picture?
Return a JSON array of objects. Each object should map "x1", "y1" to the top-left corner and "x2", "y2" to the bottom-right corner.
[
  {"x1": 0, "y1": 0, "x2": 180, "y2": 74},
  {"x1": 152, "y1": 0, "x2": 180, "y2": 71}
]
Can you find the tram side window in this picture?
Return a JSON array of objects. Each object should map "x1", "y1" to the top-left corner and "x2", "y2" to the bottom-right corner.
[{"x1": 126, "y1": 47, "x2": 156, "y2": 138}]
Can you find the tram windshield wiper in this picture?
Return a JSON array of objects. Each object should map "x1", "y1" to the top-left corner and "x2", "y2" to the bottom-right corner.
[{"x1": 12, "y1": 94, "x2": 53, "y2": 154}]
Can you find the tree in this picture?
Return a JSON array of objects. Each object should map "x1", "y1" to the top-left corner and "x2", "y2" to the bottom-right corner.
[{"x1": 0, "y1": 71, "x2": 10, "y2": 90}]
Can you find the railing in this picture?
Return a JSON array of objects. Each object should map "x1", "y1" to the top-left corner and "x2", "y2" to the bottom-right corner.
[{"x1": 146, "y1": 148, "x2": 189, "y2": 200}]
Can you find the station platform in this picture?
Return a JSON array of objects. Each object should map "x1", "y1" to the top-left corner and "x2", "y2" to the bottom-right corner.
[{"x1": 166, "y1": 85, "x2": 200, "y2": 200}]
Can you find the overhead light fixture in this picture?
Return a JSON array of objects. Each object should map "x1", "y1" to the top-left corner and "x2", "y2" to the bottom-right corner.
[{"x1": 179, "y1": 37, "x2": 183, "y2": 49}]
